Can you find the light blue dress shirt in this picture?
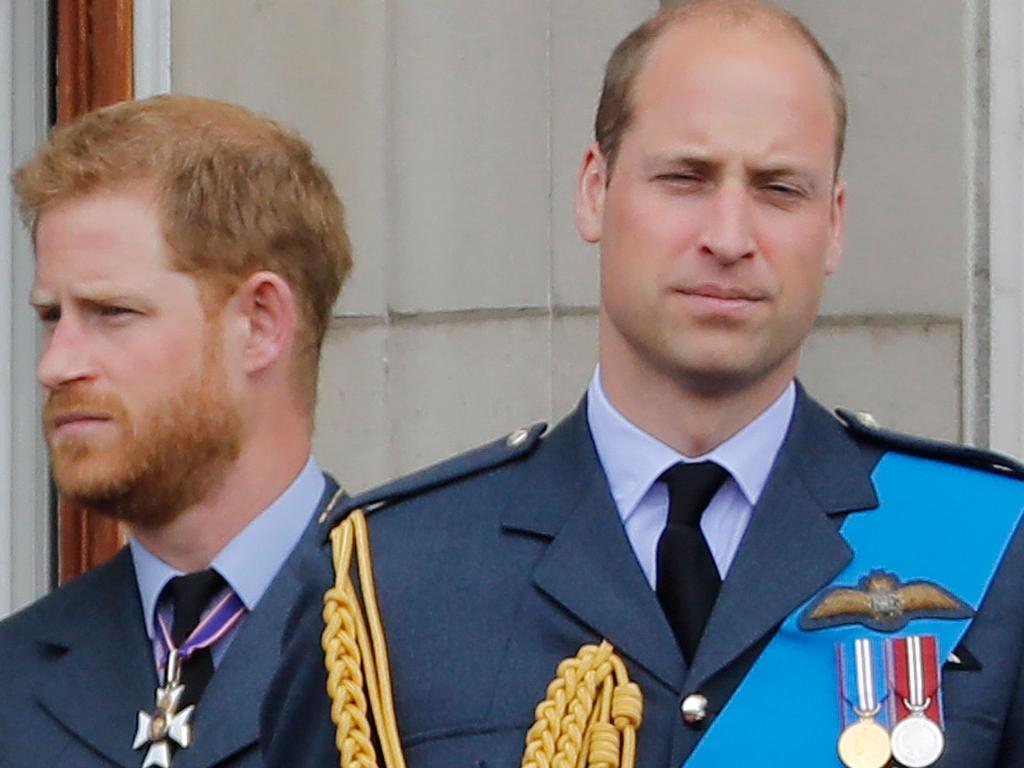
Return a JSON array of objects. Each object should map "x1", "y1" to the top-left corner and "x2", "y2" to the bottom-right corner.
[
  {"x1": 129, "y1": 455, "x2": 326, "y2": 667},
  {"x1": 587, "y1": 369, "x2": 795, "y2": 587}
]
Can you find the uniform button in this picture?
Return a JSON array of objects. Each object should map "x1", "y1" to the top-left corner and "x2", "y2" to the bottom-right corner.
[
  {"x1": 506, "y1": 427, "x2": 530, "y2": 448},
  {"x1": 855, "y1": 411, "x2": 880, "y2": 428},
  {"x1": 680, "y1": 693, "x2": 708, "y2": 726}
]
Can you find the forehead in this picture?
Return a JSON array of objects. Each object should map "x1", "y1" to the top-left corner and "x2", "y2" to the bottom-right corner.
[
  {"x1": 627, "y1": 19, "x2": 837, "y2": 164},
  {"x1": 33, "y1": 188, "x2": 175, "y2": 288}
]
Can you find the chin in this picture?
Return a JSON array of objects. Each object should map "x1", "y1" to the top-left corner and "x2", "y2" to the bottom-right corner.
[{"x1": 662, "y1": 354, "x2": 787, "y2": 399}]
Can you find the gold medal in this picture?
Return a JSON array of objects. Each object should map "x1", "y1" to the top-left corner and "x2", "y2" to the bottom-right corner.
[
  {"x1": 837, "y1": 717, "x2": 892, "y2": 768},
  {"x1": 837, "y1": 638, "x2": 892, "y2": 768}
]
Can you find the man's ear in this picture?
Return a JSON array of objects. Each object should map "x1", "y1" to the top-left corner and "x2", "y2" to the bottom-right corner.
[
  {"x1": 232, "y1": 271, "x2": 297, "y2": 375},
  {"x1": 825, "y1": 178, "x2": 846, "y2": 275},
  {"x1": 575, "y1": 142, "x2": 609, "y2": 244}
]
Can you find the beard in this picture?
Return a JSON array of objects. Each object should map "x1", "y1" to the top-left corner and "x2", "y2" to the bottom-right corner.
[{"x1": 42, "y1": 330, "x2": 243, "y2": 529}]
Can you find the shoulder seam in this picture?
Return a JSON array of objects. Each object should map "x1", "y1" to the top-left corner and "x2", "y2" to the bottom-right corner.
[
  {"x1": 321, "y1": 421, "x2": 548, "y2": 530},
  {"x1": 836, "y1": 408, "x2": 1024, "y2": 479}
]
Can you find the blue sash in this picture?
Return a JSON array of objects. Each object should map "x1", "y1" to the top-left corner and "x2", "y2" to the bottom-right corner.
[{"x1": 684, "y1": 452, "x2": 1024, "y2": 766}]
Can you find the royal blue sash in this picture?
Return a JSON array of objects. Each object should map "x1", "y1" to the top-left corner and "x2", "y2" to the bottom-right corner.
[{"x1": 684, "y1": 452, "x2": 1024, "y2": 766}]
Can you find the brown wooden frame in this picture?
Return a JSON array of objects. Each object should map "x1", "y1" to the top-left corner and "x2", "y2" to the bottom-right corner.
[{"x1": 56, "y1": 0, "x2": 134, "y2": 583}]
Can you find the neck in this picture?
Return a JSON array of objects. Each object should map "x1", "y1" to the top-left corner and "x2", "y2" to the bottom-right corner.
[
  {"x1": 599, "y1": 350, "x2": 796, "y2": 459},
  {"x1": 129, "y1": 419, "x2": 312, "y2": 572}
]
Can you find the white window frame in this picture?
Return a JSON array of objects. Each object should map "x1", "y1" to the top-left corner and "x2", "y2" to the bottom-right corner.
[
  {"x1": 1, "y1": 1, "x2": 52, "y2": 616},
  {"x1": 986, "y1": 0, "x2": 1024, "y2": 457},
  {"x1": 134, "y1": 0, "x2": 172, "y2": 98}
]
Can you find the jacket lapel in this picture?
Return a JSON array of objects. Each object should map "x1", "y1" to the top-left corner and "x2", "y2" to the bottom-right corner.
[
  {"x1": 502, "y1": 404, "x2": 684, "y2": 692},
  {"x1": 686, "y1": 387, "x2": 880, "y2": 688},
  {"x1": 176, "y1": 476, "x2": 338, "y2": 768},
  {"x1": 35, "y1": 549, "x2": 156, "y2": 768}
]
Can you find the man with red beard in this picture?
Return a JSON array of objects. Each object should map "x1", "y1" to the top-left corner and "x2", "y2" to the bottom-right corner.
[{"x1": 0, "y1": 95, "x2": 351, "y2": 768}]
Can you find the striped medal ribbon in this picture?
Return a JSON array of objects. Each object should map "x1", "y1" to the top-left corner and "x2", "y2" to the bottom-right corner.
[
  {"x1": 132, "y1": 589, "x2": 246, "y2": 768},
  {"x1": 887, "y1": 635, "x2": 945, "y2": 767},
  {"x1": 154, "y1": 588, "x2": 247, "y2": 676},
  {"x1": 836, "y1": 638, "x2": 892, "y2": 768}
]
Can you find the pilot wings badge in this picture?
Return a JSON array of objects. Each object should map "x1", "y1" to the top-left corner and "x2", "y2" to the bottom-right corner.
[{"x1": 800, "y1": 570, "x2": 973, "y2": 632}]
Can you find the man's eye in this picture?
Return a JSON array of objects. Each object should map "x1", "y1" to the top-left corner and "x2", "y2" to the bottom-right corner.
[
  {"x1": 37, "y1": 308, "x2": 60, "y2": 325},
  {"x1": 763, "y1": 183, "x2": 805, "y2": 198},
  {"x1": 656, "y1": 173, "x2": 705, "y2": 186},
  {"x1": 99, "y1": 305, "x2": 137, "y2": 319}
]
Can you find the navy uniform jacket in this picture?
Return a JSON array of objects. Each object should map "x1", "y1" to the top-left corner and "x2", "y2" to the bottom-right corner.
[
  {"x1": 0, "y1": 477, "x2": 339, "y2": 768},
  {"x1": 261, "y1": 391, "x2": 1024, "y2": 767}
]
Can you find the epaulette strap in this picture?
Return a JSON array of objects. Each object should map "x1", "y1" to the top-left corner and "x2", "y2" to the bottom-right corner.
[
  {"x1": 321, "y1": 422, "x2": 548, "y2": 531},
  {"x1": 836, "y1": 408, "x2": 1024, "y2": 478}
]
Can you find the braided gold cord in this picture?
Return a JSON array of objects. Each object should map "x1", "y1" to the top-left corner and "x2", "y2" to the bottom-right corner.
[
  {"x1": 522, "y1": 641, "x2": 643, "y2": 768},
  {"x1": 322, "y1": 510, "x2": 407, "y2": 768},
  {"x1": 322, "y1": 509, "x2": 643, "y2": 768}
]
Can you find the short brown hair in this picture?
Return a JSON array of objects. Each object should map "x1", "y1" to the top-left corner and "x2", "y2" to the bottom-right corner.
[
  {"x1": 13, "y1": 94, "x2": 351, "y2": 410},
  {"x1": 596, "y1": 0, "x2": 847, "y2": 176}
]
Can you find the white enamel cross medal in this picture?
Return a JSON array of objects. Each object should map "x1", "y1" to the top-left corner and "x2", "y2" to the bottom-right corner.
[{"x1": 133, "y1": 649, "x2": 195, "y2": 768}]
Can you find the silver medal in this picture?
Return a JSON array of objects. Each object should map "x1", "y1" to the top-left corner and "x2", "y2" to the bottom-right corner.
[
  {"x1": 890, "y1": 636, "x2": 945, "y2": 768},
  {"x1": 132, "y1": 650, "x2": 195, "y2": 768},
  {"x1": 890, "y1": 714, "x2": 945, "y2": 768}
]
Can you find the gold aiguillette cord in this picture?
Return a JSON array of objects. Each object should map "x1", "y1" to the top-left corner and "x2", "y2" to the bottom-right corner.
[{"x1": 321, "y1": 509, "x2": 644, "y2": 767}]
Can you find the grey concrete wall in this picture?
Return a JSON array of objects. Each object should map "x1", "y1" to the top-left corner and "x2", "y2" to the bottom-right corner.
[
  {"x1": 775, "y1": 0, "x2": 968, "y2": 442},
  {"x1": 173, "y1": 0, "x2": 656, "y2": 490},
  {"x1": 174, "y1": 0, "x2": 970, "y2": 491}
]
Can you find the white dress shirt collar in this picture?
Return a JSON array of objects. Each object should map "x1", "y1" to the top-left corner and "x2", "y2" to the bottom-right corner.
[
  {"x1": 129, "y1": 455, "x2": 326, "y2": 640},
  {"x1": 587, "y1": 368, "x2": 795, "y2": 527}
]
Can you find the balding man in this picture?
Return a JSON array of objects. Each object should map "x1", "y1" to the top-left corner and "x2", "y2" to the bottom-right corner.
[{"x1": 262, "y1": 3, "x2": 1024, "y2": 766}]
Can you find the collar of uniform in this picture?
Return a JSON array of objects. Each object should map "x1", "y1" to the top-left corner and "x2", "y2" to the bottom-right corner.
[
  {"x1": 129, "y1": 455, "x2": 326, "y2": 639},
  {"x1": 586, "y1": 368, "x2": 795, "y2": 526}
]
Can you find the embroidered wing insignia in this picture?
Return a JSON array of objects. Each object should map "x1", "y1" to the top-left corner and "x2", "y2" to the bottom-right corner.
[{"x1": 800, "y1": 569, "x2": 973, "y2": 632}]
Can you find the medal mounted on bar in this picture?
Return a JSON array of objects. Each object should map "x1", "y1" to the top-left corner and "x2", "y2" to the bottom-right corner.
[{"x1": 835, "y1": 634, "x2": 946, "y2": 768}]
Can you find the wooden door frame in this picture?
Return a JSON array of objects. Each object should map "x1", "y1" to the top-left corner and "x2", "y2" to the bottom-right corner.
[{"x1": 56, "y1": 0, "x2": 133, "y2": 582}]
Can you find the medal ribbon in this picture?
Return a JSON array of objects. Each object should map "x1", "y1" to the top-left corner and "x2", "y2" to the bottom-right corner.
[
  {"x1": 887, "y1": 635, "x2": 943, "y2": 726},
  {"x1": 682, "y1": 452, "x2": 1024, "y2": 767},
  {"x1": 837, "y1": 638, "x2": 890, "y2": 729},
  {"x1": 155, "y1": 588, "x2": 247, "y2": 670}
]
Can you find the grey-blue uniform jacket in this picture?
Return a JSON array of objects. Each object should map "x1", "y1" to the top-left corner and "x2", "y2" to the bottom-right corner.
[
  {"x1": 261, "y1": 389, "x2": 1024, "y2": 767},
  {"x1": 0, "y1": 477, "x2": 340, "y2": 768}
]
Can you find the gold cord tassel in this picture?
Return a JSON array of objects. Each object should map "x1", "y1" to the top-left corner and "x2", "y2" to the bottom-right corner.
[
  {"x1": 522, "y1": 641, "x2": 643, "y2": 768},
  {"x1": 322, "y1": 510, "x2": 643, "y2": 768}
]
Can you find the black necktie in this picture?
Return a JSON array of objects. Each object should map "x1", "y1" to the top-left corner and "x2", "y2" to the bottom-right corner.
[
  {"x1": 164, "y1": 568, "x2": 226, "y2": 709},
  {"x1": 656, "y1": 461, "x2": 729, "y2": 665}
]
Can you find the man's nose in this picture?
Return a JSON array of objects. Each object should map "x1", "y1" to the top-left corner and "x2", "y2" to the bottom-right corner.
[
  {"x1": 37, "y1": 315, "x2": 95, "y2": 390},
  {"x1": 699, "y1": 183, "x2": 756, "y2": 263}
]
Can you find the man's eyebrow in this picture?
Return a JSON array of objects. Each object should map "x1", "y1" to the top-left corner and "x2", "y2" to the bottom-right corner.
[
  {"x1": 641, "y1": 155, "x2": 720, "y2": 180},
  {"x1": 29, "y1": 288, "x2": 55, "y2": 308},
  {"x1": 29, "y1": 283, "x2": 139, "y2": 308},
  {"x1": 649, "y1": 152, "x2": 716, "y2": 169}
]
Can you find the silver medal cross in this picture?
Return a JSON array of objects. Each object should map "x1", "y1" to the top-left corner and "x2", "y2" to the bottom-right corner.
[{"x1": 133, "y1": 650, "x2": 195, "y2": 768}]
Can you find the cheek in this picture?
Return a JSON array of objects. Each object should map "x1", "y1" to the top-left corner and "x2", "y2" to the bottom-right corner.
[
  {"x1": 602, "y1": 197, "x2": 691, "y2": 280},
  {"x1": 761, "y1": 213, "x2": 834, "y2": 275},
  {"x1": 105, "y1": 325, "x2": 207, "y2": 392},
  {"x1": 774, "y1": 249, "x2": 831, "y2": 322}
]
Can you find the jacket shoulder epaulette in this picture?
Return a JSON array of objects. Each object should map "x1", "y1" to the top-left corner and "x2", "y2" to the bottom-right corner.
[
  {"x1": 320, "y1": 421, "x2": 548, "y2": 531},
  {"x1": 836, "y1": 408, "x2": 1024, "y2": 479}
]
